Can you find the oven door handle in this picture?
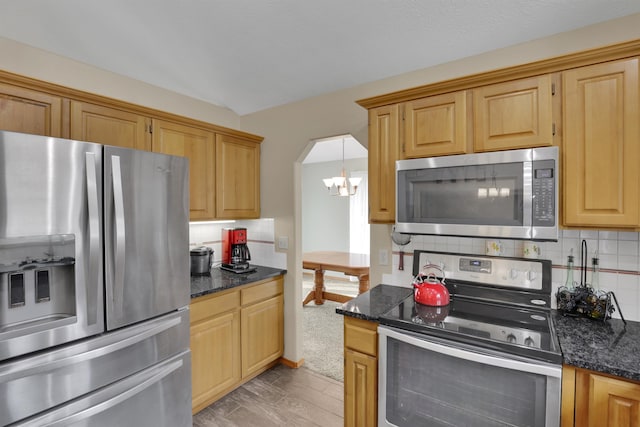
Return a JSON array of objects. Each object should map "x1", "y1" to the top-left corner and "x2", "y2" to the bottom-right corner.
[{"x1": 378, "y1": 326, "x2": 561, "y2": 378}]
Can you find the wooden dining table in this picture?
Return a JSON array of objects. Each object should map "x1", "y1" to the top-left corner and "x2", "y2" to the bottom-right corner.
[{"x1": 302, "y1": 251, "x2": 370, "y2": 306}]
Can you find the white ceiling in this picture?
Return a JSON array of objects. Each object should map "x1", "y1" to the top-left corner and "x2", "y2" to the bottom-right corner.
[{"x1": 1, "y1": 1, "x2": 639, "y2": 116}]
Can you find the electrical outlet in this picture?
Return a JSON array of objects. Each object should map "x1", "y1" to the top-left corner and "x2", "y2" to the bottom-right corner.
[
  {"x1": 277, "y1": 236, "x2": 289, "y2": 250},
  {"x1": 379, "y1": 249, "x2": 389, "y2": 265}
]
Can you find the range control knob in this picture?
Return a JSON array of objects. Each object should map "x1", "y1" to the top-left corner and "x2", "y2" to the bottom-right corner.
[
  {"x1": 524, "y1": 337, "x2": 535, "y2": 347},
  {"x1": 510, "y1": 269, "x2": 519, "y2": 280},
  {"x1": 527, "y1": 271, "x2": 537, "y2": 281},
  {"x1": 506, "y1": 334, "x2": 517, "y2": 344}
]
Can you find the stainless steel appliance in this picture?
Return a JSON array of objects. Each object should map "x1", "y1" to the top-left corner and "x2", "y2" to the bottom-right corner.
[
  {"x1": 190, "y1": 246, "x2": 213, "y2": 275},
  {"x1": 220, "y1": 227, "x2": 254, "y2": 273},
  {"x1": 396, "y1": 147, "x2": 558, "y2": 241},
  {"x1": 0, "y1": 131, "x2": 191, "y2": 426},
  {"x1": 378, "y1": 250, "x2": 562, "y2": 427}
]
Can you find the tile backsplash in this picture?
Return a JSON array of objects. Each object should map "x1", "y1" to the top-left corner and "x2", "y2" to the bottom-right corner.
[
  {"x1": 386, "y1": 229, "x2": 640, "y2": 322},
  {"x1": 189, "y1": 218, "x2": 286, "y2": 269}
]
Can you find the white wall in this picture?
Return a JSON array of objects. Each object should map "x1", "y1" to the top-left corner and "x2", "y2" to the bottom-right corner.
[{"x1": 302, "y1": 158, "x2": 367, "y2": 253}]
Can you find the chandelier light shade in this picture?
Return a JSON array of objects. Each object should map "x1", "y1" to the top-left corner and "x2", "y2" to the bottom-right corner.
[{"x1": 322, "y1": 138, "x2": 361, "y2": 196}]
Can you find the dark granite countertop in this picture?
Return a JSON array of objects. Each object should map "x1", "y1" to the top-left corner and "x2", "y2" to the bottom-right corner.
[
  {"x1": 553, "y1": 311, "x2": 640, "y2": 382},
  {"x1": 190, "y1": 264, "x2": 287, "y2": 299},
  {"x1": 336, "y1": 284, "x2": 413, "y2": 321}
]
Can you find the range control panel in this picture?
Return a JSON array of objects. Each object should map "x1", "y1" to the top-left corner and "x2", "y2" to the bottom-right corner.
[{"x1": 414, "y1": 250, "x2": 545, "y2": 291}]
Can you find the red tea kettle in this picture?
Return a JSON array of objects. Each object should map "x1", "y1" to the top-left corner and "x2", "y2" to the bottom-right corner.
[{"x1": 412, "y1": 264, "x2": 450, "y2": 307}]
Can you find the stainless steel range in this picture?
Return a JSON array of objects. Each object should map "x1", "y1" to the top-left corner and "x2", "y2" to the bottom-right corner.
[{"x1": 378, "y1": 250, "x2": 562, "y2": 427}]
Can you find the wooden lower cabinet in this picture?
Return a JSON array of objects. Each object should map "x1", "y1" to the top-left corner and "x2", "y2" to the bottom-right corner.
[
  {"x1": 190, "y1": 276, "x2": 284, "y2": 414},
  {"x1": 344, "y1": 316, "x2": 378, "y2": 427},
  {"x1": 563, "y1": 365, "x2": 640, "y2": 427},
  {"x1": 190, "y1": 305, "x2": 241, "y2": 412}
]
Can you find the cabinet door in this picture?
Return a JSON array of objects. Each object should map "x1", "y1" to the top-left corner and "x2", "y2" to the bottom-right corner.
[
  {"x1": 241, "y1": 294, "x2": 284, "y2": 378},
  {"x1": 345, "y1": 348, "x2": 377, "y2": 427},
  {"x1": 563, "y1": 58, "x2": 640, "y2": 227},
  {"x1": 404, "y1": 91, "x2": 470, "y2": 158},
  {"x1": 474, "y1": 75, "x2": 554, "y2": 151},
  {"x1": 0, "y1": 83, "x2": 62, "y2": 137},
  {"x1": 368, "y1": 104, "x2": 400, "y2": 223},
  {"x1": 190, "y1": 310, "x2": 241, "y2": 413},
  {"x1": 215, "y1": 133, "x2": 260, "y2": 219},
  {"x1": 575, "y1": 370, "x2": 640, "y2": 427},
  {"x1": 152, "y1": 119, "x2": 215, "y2": 220},
  {"x1": 70, "y1": 101, "x2": 150, "y2": 150}
]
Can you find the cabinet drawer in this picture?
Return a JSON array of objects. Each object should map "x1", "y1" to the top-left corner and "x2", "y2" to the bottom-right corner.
[
  {"x1": 344, "y1": 317, "x2": 378, "y2": 357},
  {"x1": 241, "y1": 277, "x2": 284, "y2": 306},
  {"x1": 190, "y1": 290, "x2": 240, "y2": 324}
]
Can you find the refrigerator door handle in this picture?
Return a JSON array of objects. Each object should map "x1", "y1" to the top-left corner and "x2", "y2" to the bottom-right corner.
[
  {"x1": 111, "y1": 155, "x2": 126, "y2": 315},
  {"x1": 16, "y1": 356, "x2": 185, "y2": 427},
  {"x1": 85, "y1": 152, "x2": 100, "y2": 325},
  {"x1": 0, "y1": 313, "x2": 183, "y2": 383}
]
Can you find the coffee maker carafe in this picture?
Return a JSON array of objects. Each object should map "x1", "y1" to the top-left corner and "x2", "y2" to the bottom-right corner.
[{"x1": 221, "y1": 228, "x2": 254, "y2": 273}]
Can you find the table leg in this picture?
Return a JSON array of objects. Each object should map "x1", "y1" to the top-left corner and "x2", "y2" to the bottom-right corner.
[
  {"x1": 358, "y1": 273, "x2": 370, "y2": 295},
  {"x1": 314, "y1": 268, "x2": 325, "y2": 305}
]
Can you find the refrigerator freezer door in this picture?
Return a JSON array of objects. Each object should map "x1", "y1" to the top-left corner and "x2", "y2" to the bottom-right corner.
[
  {"x1": 104, "y1": 146, "x2": 189, "y2": 330},
  {"x1": 0, "y1": 309, "x2": 190, "y2": 426},
  {"x1": 0, "y1": 131, "x2": 104, "y2": 361},
  {"x1": 15, "y1": 351, "x2": 192, "y2": 427}
]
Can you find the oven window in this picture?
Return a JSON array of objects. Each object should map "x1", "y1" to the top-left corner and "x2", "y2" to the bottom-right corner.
[
  {"x1": 397, "y1": 163, "x2": 523, "y2": 226},
  {"x1": 384, "y1": 336, "x2": 550, "y2": 427}
]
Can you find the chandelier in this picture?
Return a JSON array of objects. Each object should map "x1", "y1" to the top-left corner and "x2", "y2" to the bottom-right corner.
[{"x1": 322, "y1": 138, "x2": 362, "y2": 196}]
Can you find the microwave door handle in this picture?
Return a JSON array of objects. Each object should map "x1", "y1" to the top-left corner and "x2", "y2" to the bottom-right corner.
[
  {"x1": 85, "y1": 152, "x2": 100, "y2": 326},
  {"x1": 111, "y1": 156, "x2": 126, "y2": 316}
]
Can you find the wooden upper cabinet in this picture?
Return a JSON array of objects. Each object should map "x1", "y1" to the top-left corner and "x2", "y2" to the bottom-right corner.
[
  {"x1": 563, "y1": 58, "x2": 640, "y2": 228},
  {"x1": 368, "y1": 104, "x2": 400, "y2": 224},
  {"x1": 215, "y1": 133, "x2": 260, "y2": 219},
  {"x1": 0, "y1": 83, "x2": 62, "y2": 137},
  {"x1": 70, "y1": 101, "x2": 151, "y2": 150},
  {"x1": 151, "y1": 119, "x2": 216, "y2": 220},
  {"x1": 404, "y1": 91, "x2": 470, "y2": 158},
  {"x1": 473, "y1": 75, "x2": 554, "y2": 152}
]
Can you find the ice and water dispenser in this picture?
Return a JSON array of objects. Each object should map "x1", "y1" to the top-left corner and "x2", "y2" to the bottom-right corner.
[{"x1": 0, "y1": 235, "x2": 76, "y2": 334}]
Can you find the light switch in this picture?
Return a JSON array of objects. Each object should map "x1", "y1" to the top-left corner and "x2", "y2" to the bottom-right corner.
[
  {"x1": 278, "y1": 236, "x2": 289, "y2": 250},
  {"x1": 379, "y1": 249, "x2": 389, "y2": 266}
]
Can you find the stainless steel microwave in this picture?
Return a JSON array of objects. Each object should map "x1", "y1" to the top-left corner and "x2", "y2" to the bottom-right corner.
[{"x1": 395, "y1": 147, "x2": 558, "y2": 241}]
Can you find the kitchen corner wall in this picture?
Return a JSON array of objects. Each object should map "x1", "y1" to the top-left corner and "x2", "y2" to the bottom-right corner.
[
  {"x1": 189, "y1": 218, "x2": 287, "y2": 269},
  {"x1": 386, "y1": 229, "x2": 640, "y2": 322}
]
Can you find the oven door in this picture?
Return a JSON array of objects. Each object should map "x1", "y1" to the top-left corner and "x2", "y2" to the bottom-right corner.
[{"x1": 378, "y1": 326, "x2": 561, "y2": 427}]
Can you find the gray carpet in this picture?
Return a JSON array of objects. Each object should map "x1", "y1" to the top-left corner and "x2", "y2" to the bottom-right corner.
[{"x1": 302, "y1": 278, "x2": 358, "y2": 382}]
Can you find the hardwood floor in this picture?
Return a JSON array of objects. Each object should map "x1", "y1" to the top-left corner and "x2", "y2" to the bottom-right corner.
[{"x1": 192, "y1": 364, "x2": 344, "y2": 427}]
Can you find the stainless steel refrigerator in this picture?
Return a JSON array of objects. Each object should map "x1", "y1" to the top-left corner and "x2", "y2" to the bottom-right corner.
[{"x1": 0, "y1": 130, "x2": 192, "y2": 426}]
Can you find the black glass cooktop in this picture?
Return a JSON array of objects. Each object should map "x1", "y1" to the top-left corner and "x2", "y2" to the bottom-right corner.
[{"x1": 379, "y1": 294, "x2": 562, "y2": 364}]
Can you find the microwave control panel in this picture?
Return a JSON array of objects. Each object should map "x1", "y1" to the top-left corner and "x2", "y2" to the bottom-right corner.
[{"x1": 531, "y1": 159, "x2": 556, "y2": 227}]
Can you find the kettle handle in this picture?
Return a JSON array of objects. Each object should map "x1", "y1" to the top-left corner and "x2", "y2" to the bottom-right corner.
[{"x1": 419, "y1": 264, "x2": 445, "y2": 284}]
